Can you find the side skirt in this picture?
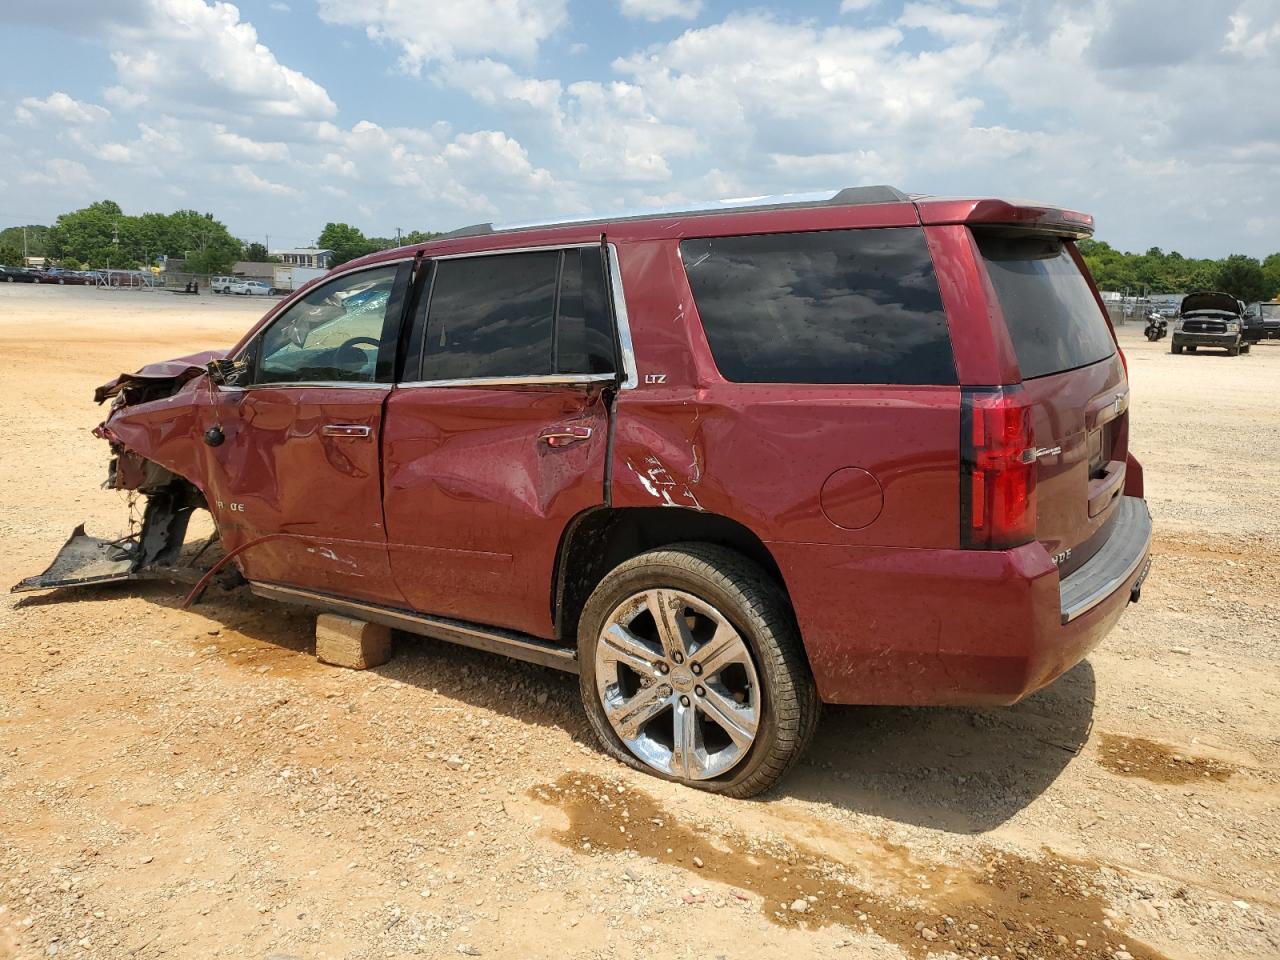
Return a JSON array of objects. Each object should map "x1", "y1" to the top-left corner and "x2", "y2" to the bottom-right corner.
[{"x1": 249, "y1": 582, "x2": 579, "y2": 674}]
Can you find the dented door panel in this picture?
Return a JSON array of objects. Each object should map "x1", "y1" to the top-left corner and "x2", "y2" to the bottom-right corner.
[
  {"x1": 382, "y1": 384, "x2": 610, "y2": 638},
  {"x1": 198, "y1": 386, "x2": 403, "y2": 605}
]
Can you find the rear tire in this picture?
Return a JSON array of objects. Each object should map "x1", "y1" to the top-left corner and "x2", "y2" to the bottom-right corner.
[{"x1": 577, "y1": 544, "x2": 820, "y2": 798}]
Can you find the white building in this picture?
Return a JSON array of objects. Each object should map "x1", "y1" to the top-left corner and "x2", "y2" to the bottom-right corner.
[{"x1": 271, "y1": 247, "x2": 334, "y2": 270}]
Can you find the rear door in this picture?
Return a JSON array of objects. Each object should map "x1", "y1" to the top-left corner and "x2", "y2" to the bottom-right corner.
[
  {"x1": 381, "y1": 245, "x2": 618, "y2": 638},
  {"x1": 974, "y1": 232, "x2": 1128, "y2": 575}
]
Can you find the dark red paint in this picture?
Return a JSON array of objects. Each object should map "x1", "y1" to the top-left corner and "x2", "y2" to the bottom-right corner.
[{"x1": 99, "y1": 193, "x2": 1147, "y2": 707}]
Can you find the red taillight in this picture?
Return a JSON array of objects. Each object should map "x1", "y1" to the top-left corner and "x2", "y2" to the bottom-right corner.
[{"x1": 961, "y1": 387, "x2": 1036, "y2": 550}]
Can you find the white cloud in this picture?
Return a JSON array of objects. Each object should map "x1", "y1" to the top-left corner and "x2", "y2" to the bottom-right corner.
[
  {"x1": 269, "y1": 1, "x2": 291, "y2": 10},
  {"x1": 105, "y1": 0, "x2": 336, "y2": 120},
  {"x1": 897, "y1": 2, "x2": 1003, "y2": 42},
  {"x1": 5, "y1": 0, "x2": 1280, "y2": 258},
  {"x1": 213, "y1": 125, "x2": 291, "y2": 162},
  {"x1": 20, "y1": 158, "x2": 94, "y2": 190},
  {"x1": 15, "y1": 92, "x2": 110, "y2": 125},
  {"x1": 316, "y1": 0, "x2": 569, "y2": 73},
  {"x1": 1226, "y1": 1, "x2": 1280, "y2": 58},
  {"x1": 619, "y1": 0, "x2": 703, "y2": 22},
  {"x1": 234, "y1": 165, "x2": 298, "y2": 197}
]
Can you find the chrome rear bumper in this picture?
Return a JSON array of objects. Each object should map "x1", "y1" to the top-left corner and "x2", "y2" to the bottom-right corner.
[{"x1": 1059, "y1": 496, "x2": 1152, "y2": 624}]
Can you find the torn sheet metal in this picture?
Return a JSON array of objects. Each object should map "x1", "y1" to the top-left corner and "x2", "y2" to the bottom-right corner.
[{"x1": 12, "y1": 525, "x2": 140, "y2": 592}]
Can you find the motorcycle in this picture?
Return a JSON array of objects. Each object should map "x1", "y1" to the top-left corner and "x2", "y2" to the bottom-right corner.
[{"x1": 1144, "y1": 313, "x2": 1168, "y2": 341}]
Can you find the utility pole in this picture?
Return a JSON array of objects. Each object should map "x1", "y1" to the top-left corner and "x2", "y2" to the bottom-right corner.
[
  {"x1": 22, "y1": 226, "x2": 28, "y2": 261},
  {"x1": 395, "y1": 227, "x2": 402, "y2": 245}
]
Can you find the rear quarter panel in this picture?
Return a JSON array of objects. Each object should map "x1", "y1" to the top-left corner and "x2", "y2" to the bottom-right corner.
[{"x1": 609, "y1": 237, "x2": 963, "y2": 549}]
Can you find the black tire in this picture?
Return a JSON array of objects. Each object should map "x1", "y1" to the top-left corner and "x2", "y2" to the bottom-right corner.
[
  {"x1": 577, "y1": 543, "x2": 820, "y2": 798},
  {"x1": 1240, "y1": 342, "x2": 1251, "y2": 354},
  {"x1": 1228, "y1": 344, "x2": 1240, "y2": 357},
  {"x1": 1171, "y1": 343, "x2": 1183, "y2": 354}
]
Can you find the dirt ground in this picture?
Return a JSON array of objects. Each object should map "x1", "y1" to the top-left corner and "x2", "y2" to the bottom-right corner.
[{"x1": 0, "y1": 283, "x2": 1277, "y2": 960}]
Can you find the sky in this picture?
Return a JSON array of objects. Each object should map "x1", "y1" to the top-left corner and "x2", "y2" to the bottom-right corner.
[{"x1": 1, "y1": 0, "x2": 1278, "y2": 257}]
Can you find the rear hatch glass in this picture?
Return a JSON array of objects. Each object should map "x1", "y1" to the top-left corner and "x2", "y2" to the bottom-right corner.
[
  {"x1": 976, "y1": 232, "x2": 1126, "y2": 575},
  {"x1": 977, "y1": 234, "x2": 1116, "y2": 379}
]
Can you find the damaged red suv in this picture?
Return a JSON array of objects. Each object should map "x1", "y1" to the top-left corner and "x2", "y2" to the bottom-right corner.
[{"x1": 17, "y1": 186, "x2": 1152, "y2": 797}]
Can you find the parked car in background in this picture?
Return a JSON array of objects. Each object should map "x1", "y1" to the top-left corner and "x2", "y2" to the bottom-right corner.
[
  {"x1": 17, "y1": 187, "x2": 1151, "y2": 797},
  {"x1": 1172, "y1": 292, "x2": 1248, "y2": 355},
  {"x1": 229, "y1": 279, "x2": 274, "y2": 296},
  {"x1": 1257, "y1": 301, "x2": 1280, "y2": 340},
  {"x1": 211, "y1": 276, "x2": 237, "y2": 294},
  {"x1": 0, "y1": 265, "x2": 38, "y2": 283},
  {"x1": 1240, "y1": 299, "x2": 1265, "y2": 345},
  {"x1": 33, "y1": 270, "x2": 91, "y2": 285}
]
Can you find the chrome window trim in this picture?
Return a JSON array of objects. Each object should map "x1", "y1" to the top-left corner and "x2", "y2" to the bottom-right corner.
[
  {"x1": 606, "y1": 243, "x2": 638, "y2": 390},
  {"x1": 431, "y1": 241, "x2": 599, "y2": 261},
  {"x1": 397, "y1": 373, "x2": 616, "y2": 390},
  {"x1": 217, "y1": 381, "x2": 391, "y2": 392}
]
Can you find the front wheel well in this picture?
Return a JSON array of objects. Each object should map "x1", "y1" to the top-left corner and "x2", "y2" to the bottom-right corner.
[{"x1": 552, "y1": 507, "x2": 789, "y2": 644}]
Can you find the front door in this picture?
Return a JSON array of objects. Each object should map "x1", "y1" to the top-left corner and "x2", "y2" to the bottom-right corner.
[
  {"x1": 201, "y1": 261, "x2": 412, "y2": 605},
  {"x1": 382, "y1": 245, "x2": 619, "y2": 638}
]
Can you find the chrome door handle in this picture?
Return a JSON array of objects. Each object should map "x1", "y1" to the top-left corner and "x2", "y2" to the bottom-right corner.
[
  {"x1": 539, "y1": 425, "x2": 593, "y2": 447},
  {"x1": 321, "y1": 424, "x2": 372, "y2": 438}
]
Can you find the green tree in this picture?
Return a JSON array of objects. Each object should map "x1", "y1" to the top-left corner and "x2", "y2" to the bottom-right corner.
[
  {"x1": 241, "y1": 241, "x2": 275, "y2": 262},
  {"x1": 317, "y1": 222, "x2": 377, "y2": 267},
  {"x1": 0, "y1": 225, "x2": 51, "y2": 257},
  {"x1": 1214, "y1": 254, "x2": 1270, "y2": 303},
  {"x1": 1262, "y1": 253, "x2": 1280, "y2": 301},
  {"x1": 0, "y1": 243, "x2": 23, "y2": 267}
]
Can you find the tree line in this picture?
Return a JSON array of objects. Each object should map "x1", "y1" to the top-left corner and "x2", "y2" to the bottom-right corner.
[
  {"x1": 0, "y1": 201, "x2": 439, "y2": 275},
  {"x1": 1078, "y1": 240, "x2": 1280, "y2": 304}
]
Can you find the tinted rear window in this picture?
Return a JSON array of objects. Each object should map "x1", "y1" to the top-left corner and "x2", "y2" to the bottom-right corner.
[
  {"x1": 422, "y1": 251, "x2": 557, "y2": 380},
  {"x1": 680, "y1": 228, "x2": 956, "y2": 385},
  {"x1": 977, "y1": 234, "x2": 1116, "y2": 379}
]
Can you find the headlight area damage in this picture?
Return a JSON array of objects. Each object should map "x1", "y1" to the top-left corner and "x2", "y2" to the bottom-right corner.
[{"x1": 11, "y1": 352, "x2": 224, "y2": 595}]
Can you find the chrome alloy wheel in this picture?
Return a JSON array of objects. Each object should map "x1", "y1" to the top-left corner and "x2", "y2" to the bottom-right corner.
[{"x1": 594, "y1": 589, "x2": 761, "y2": 781}]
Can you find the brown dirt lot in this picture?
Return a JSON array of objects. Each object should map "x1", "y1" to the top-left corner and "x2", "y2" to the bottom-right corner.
[{"x1": 1, "y1": 284, "x2": 1277, "y2": 960}]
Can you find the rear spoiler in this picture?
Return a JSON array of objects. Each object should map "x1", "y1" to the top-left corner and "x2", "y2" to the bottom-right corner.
[{"x1": 914, "y1": 198, "x2": 1094, "y2": 239}]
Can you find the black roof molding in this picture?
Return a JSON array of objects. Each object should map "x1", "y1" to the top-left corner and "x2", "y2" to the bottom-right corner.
[
  {"x1": 432, "y1": 185, "x2": 910, "y2": 241},
  {"x1": 437, "y1": 222, "x2": 495, "y2": 239},
  {"x1": 828, "y1": 185, "x2": 910, "y2": 204}
]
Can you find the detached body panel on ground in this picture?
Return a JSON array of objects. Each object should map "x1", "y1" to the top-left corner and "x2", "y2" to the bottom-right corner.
[{"x1": 16, "y1": 188, "x2": 1152, "y2": 794}]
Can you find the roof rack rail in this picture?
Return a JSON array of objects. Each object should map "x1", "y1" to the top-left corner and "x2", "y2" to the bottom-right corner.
[
  {"x1": 827, "y1": 185, "x2": 910, "y2": 204},
  {"x1": 433, "y1": 185, "x2": 911, "y2": 240},
  {"x1": 437, "y1": 222, "x2": 494, "y2": 239}
]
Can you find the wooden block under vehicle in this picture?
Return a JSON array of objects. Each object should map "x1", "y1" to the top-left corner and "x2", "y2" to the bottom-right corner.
[{"x1": 315, "y1": 614, "x2": 393, "y2": 670}]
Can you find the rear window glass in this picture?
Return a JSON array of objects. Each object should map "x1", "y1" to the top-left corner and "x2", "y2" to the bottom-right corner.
[
  {"x1": 680, "y1": 228, "x2": 955, "y2": 385},
  {"x1": 556, "y1": 248, "x2": 615, "y2": 375},
  {"x1": 976, "y1": 234, "x2": 1116, "y2": 379},
  {"x1": 422, "y1": 251, "x2": 557, "y2": 380}
]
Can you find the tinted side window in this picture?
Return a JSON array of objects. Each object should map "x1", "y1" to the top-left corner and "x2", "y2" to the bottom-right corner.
[
  {"x1": 680, "y1": 228, "x2": 956, "y2": 385},
  {"x1": 976, "y1": 234, "x2": 1116, "y2": 380},
  {"x1": 423, "y1": 252, "x2": 557, "y2": 380},
  {"x1": 556, "y1": 248, "x2": 615, "y2": 375},
  {"x1": 257, "y1": 265, "x2": 398, "y2": 384}
]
